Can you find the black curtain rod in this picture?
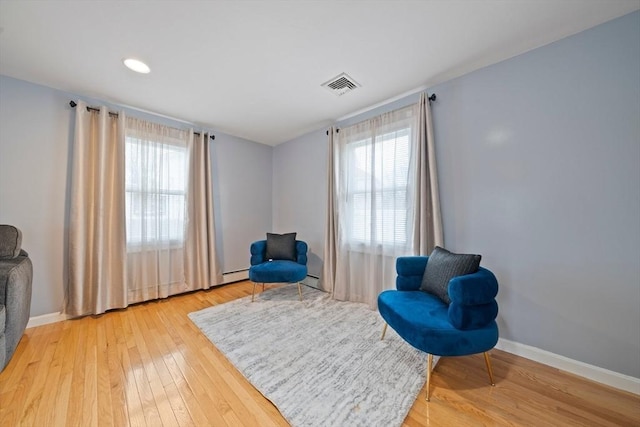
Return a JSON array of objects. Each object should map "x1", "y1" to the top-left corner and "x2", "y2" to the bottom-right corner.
[
  {"x1": 69, "y1": 101, "x2": 215, "y2": 140},
  {"x1": 70, "y1": 100, "x2": 119, "y2": 117},
  {"x1": 326, "y1": 93, "x2": 437, "y2": 135}
]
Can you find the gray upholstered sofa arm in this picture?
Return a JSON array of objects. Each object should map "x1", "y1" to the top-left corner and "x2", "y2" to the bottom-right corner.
[{"x1": 0, "y1": 225, "x2": 33, "y2": 372}]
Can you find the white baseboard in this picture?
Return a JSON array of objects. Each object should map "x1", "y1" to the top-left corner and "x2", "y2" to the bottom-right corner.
[
  {"x1": 25, "y1": 272, "x2": 249, "y2": 328},
  {"x1": 496, "y1": 338, "x2": 640, "y2": 395},
  {"x1": 25, "y1": 272, "x2": 250, "y2": 328},
  {"x1": 26, "y1": 312, "x2": 70, "y2": 329}
]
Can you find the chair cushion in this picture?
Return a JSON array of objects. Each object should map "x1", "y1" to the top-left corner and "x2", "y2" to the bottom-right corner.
[
  {"x1": 395, "y1": 256, "x2": 428, "y2": 291},
  {"x1": 249, "y1": 260, "x2": 307, "y2": 283},
  {"x1": 448, "y1": 268, "x2": 498, "y2": 306},
  {"x1": 420, "y1": 246, "x2": 481, "y2": 304},
  {"x1": 295, "y1": 240, "x2": 308, "y2": 265},
  {"x1": 0, "y1": 225, "x2": 22, "y2": 259},
  {"x1": 250, "y1": 240, "x2": 268, "y2": 265},
  {"x1": 447, "y1": 268, "x2": 499, "y2": 329},
  {"x1": 266, "y1": 232, "x2": 297, "y2": 261},
  {"x1": 448, "y1": 301, "x2": 498, "y2": 330},
  {"x1": 378, "y1": 290, "x2": 498, "y2": 356}
]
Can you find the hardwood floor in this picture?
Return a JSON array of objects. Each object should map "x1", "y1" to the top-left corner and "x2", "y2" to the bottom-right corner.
[{"x1": 1, "y1": 281, "x2": 638, "y2": 426}]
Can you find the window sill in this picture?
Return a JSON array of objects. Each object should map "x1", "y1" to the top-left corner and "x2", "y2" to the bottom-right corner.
[
  {"x1": 344, "y1": 241, "x2": 411, "y2": 255},
  {"x1": 126, "y1": 241, "x2": 184, "y2": 253}
]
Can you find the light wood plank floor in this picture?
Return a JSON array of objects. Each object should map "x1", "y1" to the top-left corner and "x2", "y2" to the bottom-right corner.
[{"x1": 1, "y1": 281, "x2": 638, "y2": 426}]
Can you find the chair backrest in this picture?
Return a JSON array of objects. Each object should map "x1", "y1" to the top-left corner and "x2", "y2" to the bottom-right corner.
[
  {"x1": 395, "y1": 255, "x2": 498, "y2": 330},
  {"x1": 447, "y1": 268, "x2": 498, "y2": 330},
  {"x1": 395, "y1": 256, "x2": 428, "y2": 291},
  {"x1": 0, "y1": 225, "x2": 23, "y2": 259},
  {"x1": 250, "y1": 239, "x2": 308, "y2": 265}
]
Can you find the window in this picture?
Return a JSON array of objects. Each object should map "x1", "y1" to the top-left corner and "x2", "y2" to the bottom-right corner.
[
  {"x1": 125, "y1": 132, "x2": 188, "y2": 248},
  {"x1": 339, "y1": 106, "x2": 415, "y2": 251}
]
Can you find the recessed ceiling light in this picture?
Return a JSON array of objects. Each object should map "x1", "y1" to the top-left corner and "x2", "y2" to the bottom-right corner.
[{"x1": 123, "y1": 58, "x2": 150, "y2": 74}]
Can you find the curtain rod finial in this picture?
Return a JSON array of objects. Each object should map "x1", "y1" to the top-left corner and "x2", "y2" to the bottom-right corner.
[
  {"x1": 428, "y1": 94, "x2": 436, "y2": 102},
  {"x1": 69, "y1": 100, "x2": 77, "y2": 108}
]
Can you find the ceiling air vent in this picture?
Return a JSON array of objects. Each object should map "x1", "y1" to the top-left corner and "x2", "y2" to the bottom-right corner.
[{"x1": 322, "y1": 72, "x2": 360, "y2": 96}]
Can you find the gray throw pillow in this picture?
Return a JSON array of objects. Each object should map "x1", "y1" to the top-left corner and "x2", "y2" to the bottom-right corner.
[
  {"x1": 420, "y1": 246, "x2": 481, "y2": 304},
  {"x1": 265, "y1": 232, "x2": 297, "y2": 261}
]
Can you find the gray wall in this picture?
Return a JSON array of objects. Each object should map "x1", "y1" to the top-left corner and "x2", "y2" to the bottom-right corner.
[
  {"x1": 272, "y1": 129, "x2": 327, "y2": 277},
  {"x1": 212, "y1": 131, "x2": 272, "y2": 273},
  {"x1": 272, "y1": 11, "x2": 640, "y2": 378},
  {"x1": 0, "y1": 76, "x2": 70, "y2": 318},
  {"x1": 0, "y1": 75, "x2": 272, "y2": 316}
]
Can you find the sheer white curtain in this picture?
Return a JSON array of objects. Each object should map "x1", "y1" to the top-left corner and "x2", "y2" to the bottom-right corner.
[
  {"x1": 124, "y1": 117, "x2": 191, "y2": 302},
  {"x1": 124, "y1": 119, "x2": 221, "y2": 303},
  {"x1": 66, "y1": 106, "x2": 220, "y2": 316},
  {"x1": 322, "y1": 95, "x2": 442, "y2": 308}
]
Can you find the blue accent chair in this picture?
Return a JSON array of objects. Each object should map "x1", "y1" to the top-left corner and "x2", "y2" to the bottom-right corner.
[
  {"x1": 249, "y1": 240, "x2": 308, "y2": 302},
  {"x1": 378, "y1": 256, "x2": 499, "y2": 401}
]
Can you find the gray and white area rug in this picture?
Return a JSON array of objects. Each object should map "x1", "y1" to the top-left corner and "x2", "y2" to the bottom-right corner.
[{"x1": 188, "y1": 285, "x2": 429, "y2": 427}]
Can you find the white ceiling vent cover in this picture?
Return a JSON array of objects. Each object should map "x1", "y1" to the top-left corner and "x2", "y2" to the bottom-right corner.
[{"x1": 322, "y1": 73, "x2": 361, "y2": 96}]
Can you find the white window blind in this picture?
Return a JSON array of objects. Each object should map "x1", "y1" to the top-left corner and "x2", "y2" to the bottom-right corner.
[{"x1": 346, "y1": 128, "x2": 411, "y2": 246}]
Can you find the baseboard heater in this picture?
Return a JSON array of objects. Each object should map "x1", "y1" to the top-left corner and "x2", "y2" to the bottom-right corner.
[
  {"x1": 221, "y1": 270, "x2": 320, "y2": 288},
  {"x1": 301, "y1": 275, "x2": 320, "y2": 289},
  {"x1": 221, "y1": 269, "x2": 249, "y2": 284}
]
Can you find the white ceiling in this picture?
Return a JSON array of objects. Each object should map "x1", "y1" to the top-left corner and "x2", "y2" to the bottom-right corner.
[{"x1": 0, "y1": 1, "x2": 638, "y2": 146}]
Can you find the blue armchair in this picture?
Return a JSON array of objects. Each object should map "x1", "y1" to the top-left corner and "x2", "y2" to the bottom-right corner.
[
  {"x1": 249, "y1": 239, "x2": 308, "y2": 302},
  {"x1": 378, "y1": 256, "x2": 499, "y2": 401}
]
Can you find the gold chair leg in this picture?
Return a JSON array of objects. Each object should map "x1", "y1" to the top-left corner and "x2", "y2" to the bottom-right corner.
[
  {"x1": 380, "y1": 323, "x2": 388, "y2": 340},
  {"x1": 484, "y1": 352, "x2": 495, "y2": 386},
  {"x1": 426, "y1": 354, "x2": 433, "y2": 401},
  {"x1": 262, "y1": 283, "x2": 265, "y2": 292},
  {"x1": 297, "y1": 282, "x2": 303, "y2": 301},
  {"x1": 251, "y1": 282, "x2": 257, "y2": 302}
]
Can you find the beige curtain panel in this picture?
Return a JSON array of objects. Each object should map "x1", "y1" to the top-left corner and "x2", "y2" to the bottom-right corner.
[
  {"x1": 67, "y1": 102, "x2": 128, "y2": 316},
  {"x1": 66, "y1": 103, "x2": 221, "y2": 317},
  {"x1": 414, "y1": 92, "x2": 443, "y2": 255},
  {"x1": 184, "y1": 130, "x2": 223, "y2": 290},
  {"x1": 321, "y1": 126, "x2": 338, "y2": 295}
]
